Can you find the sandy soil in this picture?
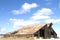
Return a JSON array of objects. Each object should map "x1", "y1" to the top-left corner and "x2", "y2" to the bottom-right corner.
[{"x1": 0, "y1": 37, "x2": 60, "y2": 40}]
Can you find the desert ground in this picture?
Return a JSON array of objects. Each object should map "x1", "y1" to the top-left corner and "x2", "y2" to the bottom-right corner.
[
  {"x1": 0, "y1": 36, "x2": 34, "y2": 40},
  {"x1": 0, "y1": 36, "x2": 60, "y2": 40}
]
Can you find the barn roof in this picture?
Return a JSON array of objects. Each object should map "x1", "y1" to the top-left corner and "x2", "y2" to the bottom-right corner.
[
  {"x1": 16, "y1": 24, "x2": 45, "y2": 35},
  {"x1": 6, "y1": 23, "x2": 52, "y2": 35}
]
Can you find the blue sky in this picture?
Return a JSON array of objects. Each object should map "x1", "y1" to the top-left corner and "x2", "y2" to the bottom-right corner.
[{"x1": 0, "y1": 0, "x2": 60, "y2": 37}]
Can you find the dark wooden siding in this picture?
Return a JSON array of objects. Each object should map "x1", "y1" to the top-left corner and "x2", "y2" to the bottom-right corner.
[{"x1": 34, "y1": 24, "x2": 57, "y2": 39}]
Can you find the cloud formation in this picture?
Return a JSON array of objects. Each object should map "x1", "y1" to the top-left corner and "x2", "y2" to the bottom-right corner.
[
  {"x1": 45, "y1": 18, "x2": 60, "y2": 23},
  {"x1": 12, "y1": 3, "x2": 38, "y2": 15},
  {"x1": 0, "y1": 27, "x2": 6, "y2": 34},
  {"x1": 30, "y1": 8, "x2": 53, "y2": 20},
  {"x1": 9, "y1": 18, "x2": 40, "y2": 28},
  {"x1": 10, "y1": 8, "x2": 53, "y2": 28}
]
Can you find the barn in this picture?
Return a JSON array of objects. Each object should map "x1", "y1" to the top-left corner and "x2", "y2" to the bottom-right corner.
[{"x1": 4, "y1": 23, "x2": 57, "y2": 39}]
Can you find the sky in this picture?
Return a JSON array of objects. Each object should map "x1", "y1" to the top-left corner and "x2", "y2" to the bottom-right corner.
[{"x1": 0, "y1": 0, "x2": 60, "y2": 37}]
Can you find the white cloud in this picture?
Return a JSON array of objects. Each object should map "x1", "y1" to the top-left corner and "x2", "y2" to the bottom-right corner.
[
  {"x1": 0, "y1": 27, "x2": 6, "y2": 34},
  {"x1": 10, "y1": 8, "x2": 54, "y2": 28},
  {"x1": 30, "y1": 8, "x2": 53, "y2": 20},
  {"x1": 31, "y1": 15, "x2": 50, "y2": 20},
  {"x1": 22, "y1": 3, "x2": 38, "y2": 10},
  {"x1": 12, "y1": 10, "x2": 20, "y2": 15},
  {"x1": 45, "y1": 19, "x2": 60, "y2": 23},
  {"x1": 9, "y1": 18, "x2": 40, "y2": 28},
  {"x1": 34, "y1": 8, "x2": 53, "y2": 15},
  {"x1": 12, "y1": 3, "x2": 38, "y2": 15}
]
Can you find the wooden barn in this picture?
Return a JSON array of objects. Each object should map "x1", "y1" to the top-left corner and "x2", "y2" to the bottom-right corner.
[{"x1": 4, "y1": 23, "x2": 57, "y2": 39}]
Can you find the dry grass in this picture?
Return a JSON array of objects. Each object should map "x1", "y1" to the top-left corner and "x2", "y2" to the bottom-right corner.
[
  {"x1": 0, "y1": 36, "x2": 35, "y2": 40},
  {"x1": 0, "y1": 37, "x2": 60, "y2": 40}
]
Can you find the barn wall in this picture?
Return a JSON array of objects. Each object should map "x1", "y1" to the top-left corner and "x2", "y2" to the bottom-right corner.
[
  {"x1": 33, "y1": 24, "x2": 57, "y2": 39},
  {"x1": 34, "y1": 24, "x2": 48, "y2": 38},
  {"x1": 44, "y1": 24, "x2": 48, "y2": 38},
  {"x1": 51, "y1": 28, "x2": 57, "y2": 38}
]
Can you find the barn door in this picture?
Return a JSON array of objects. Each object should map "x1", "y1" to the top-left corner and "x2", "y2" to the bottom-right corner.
[{"x1": 40, "y1": 29, "x2": 45, "y2": 38}]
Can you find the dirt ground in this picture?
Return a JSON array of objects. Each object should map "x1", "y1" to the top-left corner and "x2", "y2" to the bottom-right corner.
[
  {"x1": 0, "y1": 37, "x2": 60, "y2": 40},
  {"x1": 0, "y1": 37, "x2": 35, "y2": 40}
]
